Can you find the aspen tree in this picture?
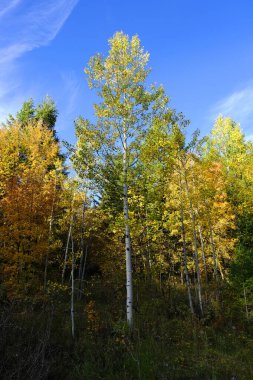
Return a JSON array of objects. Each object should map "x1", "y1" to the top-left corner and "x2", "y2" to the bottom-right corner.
[{"x1": 74, "y1": 32, "x2": 171, "y2": 327}]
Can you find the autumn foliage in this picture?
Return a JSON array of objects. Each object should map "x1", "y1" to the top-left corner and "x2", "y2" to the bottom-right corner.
[{"x1": 1, "y1": 34, "x2": 253, "y2": 380}]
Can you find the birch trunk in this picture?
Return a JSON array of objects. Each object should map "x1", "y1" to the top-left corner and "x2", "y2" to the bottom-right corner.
[
  {"x1": 144, "y1": 197, "x2": 152, "y2": 276},
  {"x1": 71, "y1": 233, "x2": 75, "y2": 339},
  {"x1": 243, "y1": 283, "x2": 249, "y2": 321},
  {"x1": 44, "y1": 175, "x2": 57, "y2": 289},
  {"x1": 198, "y1": 225, "x2": 208, "y2": 283},
  {"x1": 179, "y1": 174, "x2": 194, "y2": 314},
  {"x1": 217, "y1": 258, "x2": 224, "y2": 280},
  {"x1": 183, "y1": 169, "x2": 203, "y2": 315},
  {"x1": 180, "y1": 203, "x2": 194, "y2": 314},
  {"x1": 203, "y1": 197, "x2": 218, "y2": 281},
  {"x1": 123, "y1": 128, "x2": 133, "y2": 328},
  {"x1": 80, "y1": 245, "x2": 88, "y2": 296},
  {"x1": 62, "y1": 196, "x2": 75, "y2": 283},
  {"x1": 62, "y1": 222, "x2": 72, "y2": 283},
  {"x1": 209, "y1": 226, "x2": 217, "y2": 281},
  {"x1": 209, "y1": 221, "x2": 218, "y2": 281},
  {"x1": 78, "y1": 200, "x2": 86, "y2": 298}
]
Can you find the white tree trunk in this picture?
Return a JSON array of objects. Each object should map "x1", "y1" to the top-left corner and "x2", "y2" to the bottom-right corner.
[
  {"x1": 198, "y1": 225, "x2": 208, "y2": 283},
  {"x1": 80, "y1": 245, "x2": 88, "y2": 297},
  {"x1": 243, "y1": 283, "x2": 249, "y2": 321},
  {"x1": 62, "y1": 196, "x2": 75, "y2": 283},
  {"x1": 179, "y1": 175, "x2": 194, "y2": 314},
  {"x1": 44, "y1": 175, "x2": 57, "y2": 289},
  {"x1": 78, "y1": 200, "x2": 86, "y2": 280},
  {"x1": 209, "y1": 221, "x2": 218, "y2": 280},
  {"x1": 62, "y1": 222, "x2": 72, "y2": 283},
  {"x1": 123, "y1": 129, "x2": 133, "y2": 328},
  {"x1": 71, "y1": 233, "x2": 75, "y2": 339},
  {"x1": 183, "y1": 170, "x2": 203, "y2": 315}
]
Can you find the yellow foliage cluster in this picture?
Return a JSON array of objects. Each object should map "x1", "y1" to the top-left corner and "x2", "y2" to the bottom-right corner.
[{"x1": 0, "y1": 121, "x2": 63, "y2": 298}]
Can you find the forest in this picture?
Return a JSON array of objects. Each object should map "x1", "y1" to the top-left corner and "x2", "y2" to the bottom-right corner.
[{"x1": 1, "y1": 32, "x2": 253, "y2": 379}]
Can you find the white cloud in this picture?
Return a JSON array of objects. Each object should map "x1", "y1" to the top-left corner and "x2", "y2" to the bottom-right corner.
[
  {"x1": 0, "y1": 0, "x2": 21, "y2": 19},
  {"x1": 0, "y1": 0, "x2": 79, "y2": 123},
  {"x1": 61, "y1": 71, "x2": 81, "y2": 115},
  {"x1": 0, "y1": 0, "x2": 79, "y2": 62},
  {"x1": 212, "y1": 85, "x2": 253, "y2": 126}
]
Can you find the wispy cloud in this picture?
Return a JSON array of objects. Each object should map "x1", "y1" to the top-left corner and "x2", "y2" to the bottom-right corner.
[
  {"x1": 0, "y1": 0, "x2": 79, "y2": 122},
  {"x1": 212, "y1": 85, "x2": 253, "y2": 126},
  {"x1": 0, "y1": 0, "x2": 79, "y2": 64},
  {"x1": 0, "y1": 0, "x2": 21, "y2": 19},
  {"x1": 61, "y1": 71, "x2": 81, "y2": 115}
]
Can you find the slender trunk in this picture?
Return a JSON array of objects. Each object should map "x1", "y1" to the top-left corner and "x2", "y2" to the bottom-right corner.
[
  {"x1": 180, "y1": 206, "x2": 194, "y2": 314},
  {"x1": 80, "y1": 245, "x2": 88, "y2": 296},
  {"x1": 123, "y1": 128, "x2": 133, "y2": 328},
  {"x1": 179, "y1": 174, "x2": 194, "y2": 314},
  {"x1": 217, "y1": 257, "x2": 224, "y2": 280},
  {"x1": 78, "y1": 200, "x2": 86, "y2": 300},
  {"x1": 71, "y1": 233, "x2": 75, "y2": 339},
  {"x1": 208, "y1": 220, "x2": 218, "y2": 281},
  {"x1": 44, "y1": 250, "x2": 49, "y2": 290},
  {"x1": 159, "y1": 268, "x2": 162, "y2": 290},
  {"x1": 44, "y1": 175, "x2": 57, "y2": 289},
  {"x1": 79, "y1": 254, "x2": 84, "y2": 285},
  {"x1": 243, "y1": 283, "x2": 249, "y2": 321},
  {"x1": 78, "y1": 199, "x2": 86, "y2": 280},
  {"x1": 44, "y1": 217, "x2": 53, "y2": 289},
  {"x1": 144, "y1": 197, "x2": 152, "y2": 275},
  {"x1": 62, "y1": 196, "x2": 75, "y2": 283},
  {"x1": 180, "y1": 263, "x2": 184, "y2": 285},
  {"x1": 62, "y1": 223, "x2": 72, "y2": 283},
  {"x1": 183, "y1": 167, "x2": 203, "y2": 315},
  {"x1": 198, "y1": 225, "x2": 208, "y2": 283}
]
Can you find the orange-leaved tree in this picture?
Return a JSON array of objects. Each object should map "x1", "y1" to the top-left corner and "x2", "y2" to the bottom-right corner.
[{"x1": 0, "y1": 120, "x2": 63, "y2": 299}]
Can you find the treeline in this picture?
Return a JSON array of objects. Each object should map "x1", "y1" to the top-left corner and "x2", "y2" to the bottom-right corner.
[{"x1": 0, "y1": 32, "x2": 253, "y2": 379}]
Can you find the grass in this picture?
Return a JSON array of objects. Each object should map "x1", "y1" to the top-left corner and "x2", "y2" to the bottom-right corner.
[{"x1": 1, "y1": 278, "x2": 253, "y2": 379}]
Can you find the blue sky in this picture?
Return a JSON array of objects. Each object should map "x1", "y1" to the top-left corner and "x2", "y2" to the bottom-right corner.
[{"x1": 1, "y1": 0, "x2": 253, "y2": 143}]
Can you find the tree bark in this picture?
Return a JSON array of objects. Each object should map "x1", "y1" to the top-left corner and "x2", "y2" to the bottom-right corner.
[
  {"x1": 183, "y1": 165, "x2": 203, "y2": 315},
  {"x1": 62, "y1": 196, "x2": 75, "y2": 283},
  {"x1": 198, "y1": 225, "x2": 208, "y2": 283},
  {"x1": 80, "y1": 245, "x2": 88, "y2": 296},
  {"x1": 62, "y1": 222, "x2": 72, "y2": 283},
  {"x1": 179, "y1": 173, "x2": 194, "y2": 314},
  {"x1": 243, "y1": 283, "x2": 249, "y2": 322},
  {"x1": 123, "y1": 128, "x2": 133, "y2": 328},
  {"x1": 44, "y1": 175, "x2": 57, "y2": 289},
  {"x1": 209, "y1": 221, "x2": 218, "y2": 281},
  {"x1": 71, "y1": 232, "x2": 75, "y2": 339},
  {"x1": 78, "y1": 199, "x2": 86, "y2": 299}
]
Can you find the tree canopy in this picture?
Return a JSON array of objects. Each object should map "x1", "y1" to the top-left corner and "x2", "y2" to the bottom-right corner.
[{"x1": 1, "y1": 32, "x2": 253, "y2": 380}]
